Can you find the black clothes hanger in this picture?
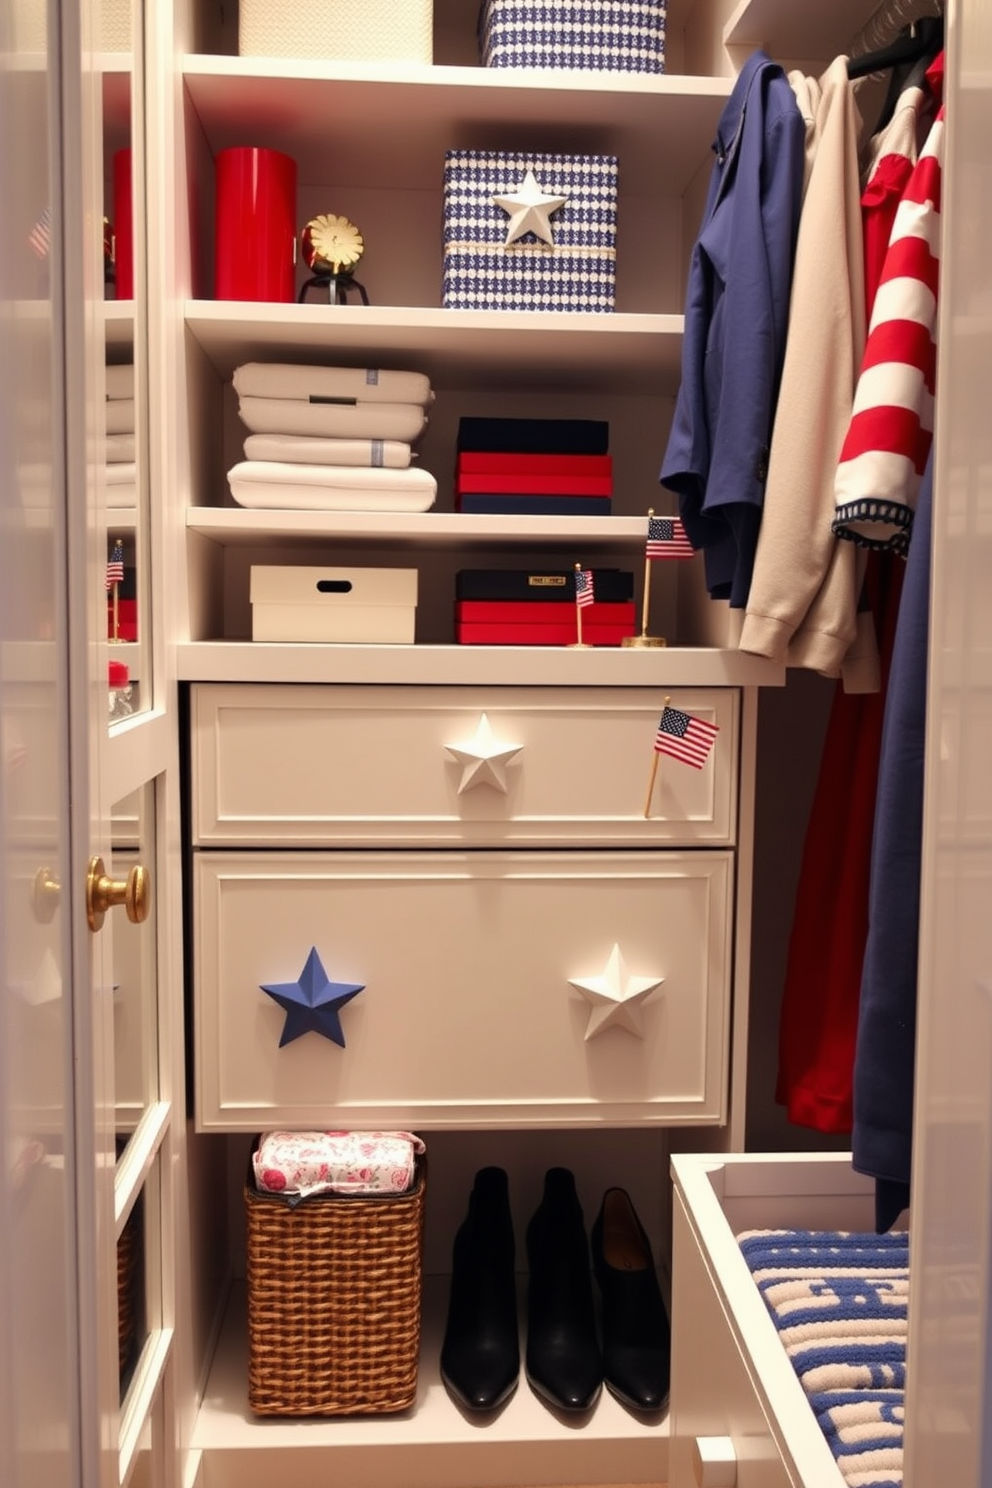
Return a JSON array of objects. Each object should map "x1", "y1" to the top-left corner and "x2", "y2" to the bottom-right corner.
[
  {"x1": 846, "y1": 14, "x2": 944, "y2": 81},
  {"x1": 852, "y1": 15, "x2": 944, "y2": 136}
]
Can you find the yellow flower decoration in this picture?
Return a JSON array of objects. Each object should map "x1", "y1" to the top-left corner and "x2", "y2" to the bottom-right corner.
[{"x1": 301, "y1": 214, "x2": 364, "y2": 275}]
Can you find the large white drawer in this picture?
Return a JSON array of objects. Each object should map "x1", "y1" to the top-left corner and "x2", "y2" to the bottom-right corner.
[
  {"x1": 193, "y1": 848, "x2": 733, "y2": 1131},
  {"x1": 189, "y1": 683, "x2": 738, "y2": 847},
  {"x1": 669, "y1": 1154, "x2": 876, "y2": 1488}
]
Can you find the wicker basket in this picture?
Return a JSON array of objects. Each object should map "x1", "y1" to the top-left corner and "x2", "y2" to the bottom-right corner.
[{"x1": 245, "y1": 1149, "x2": 426, "y2": 1416}]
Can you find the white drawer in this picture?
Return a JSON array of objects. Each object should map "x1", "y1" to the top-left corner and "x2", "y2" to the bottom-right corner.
[
  {"x1": 190, "y1": 683, "x2": 738, "y2": 848},
  {"x1": 669, "y1": 1154, "x2": 877, "y2": 1488},
  {"x1": 193, "y1": 849, "x2": 733, "y2": 1131}
]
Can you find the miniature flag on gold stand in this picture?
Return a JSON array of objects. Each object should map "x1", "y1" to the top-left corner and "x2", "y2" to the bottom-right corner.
[
  {"x1": 106, "y1": 537, "x2": 125, "y2": 641},
  {"x1": 644, "y1": 699, "x2": 719, "y2": 816},
  {"x1": 570, "y1": 564, "x2": 595, "y2": 648},
  {"x1": 625, "y1": 509, "x2": 692, "y2": 649}
]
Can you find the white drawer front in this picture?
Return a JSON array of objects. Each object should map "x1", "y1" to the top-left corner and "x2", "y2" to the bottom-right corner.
[
  {"x1": 670, "y1": 1193, "x2": 795, "y2": 1488},
  {"x1": 670, "y1": 1156, "x2": 878, "y2": 1488},
  {"x1": 190, "y1": 683, "x2": 738, "y2": 847},
  {"x1": 193, "y1": 849, "x2": 733, "y2": 1130}
]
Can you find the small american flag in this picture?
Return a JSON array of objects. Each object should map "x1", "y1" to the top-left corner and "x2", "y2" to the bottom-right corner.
[
  {"x1": 106, "y1": 539, "x2": 125, "y2": 591},
  {"x1": 654, "y1": 705, "x2": 719, "y2": 769},
  {"x1": 28, "y1": 207, "x2": 52, "y2": 260},
  {"x1": 574, "y1": 569, "x2": 595, "y2": 608},
  {"x1": 646, "y1": 514, "x2": 694, "y2": 559}
]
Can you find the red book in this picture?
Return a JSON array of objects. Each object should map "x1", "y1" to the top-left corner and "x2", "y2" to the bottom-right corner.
[
  {"x1": 455, "y1": 600, "x2": 635, "y2": 626},
  {"x1": 455, "y1": 472, "x2": 613, "y2": 496},
  {"x1": 457, "y1": 452, "x2": 613, "y2": 477},
  {"x1": 456, "y1": 621, "x2": 634, "y2": 646}
]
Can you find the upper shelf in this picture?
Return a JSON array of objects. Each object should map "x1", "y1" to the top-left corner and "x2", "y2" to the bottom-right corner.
[
  {"x1": 182, "y1": 58, "x2": 732, "y2": 198},
  {"x1": 177, "y1": 640, "x2": 784, "y2": 689},
  {"x1": 723, "y1": 0, "x2": 897, "y2": 59},
  {"x1": 184, "y1": 303, "x2": 685, "y2": 394}
]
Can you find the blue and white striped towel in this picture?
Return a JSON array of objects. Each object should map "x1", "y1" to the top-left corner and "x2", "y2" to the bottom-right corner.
[{"x1": 737, "y1": 1229, "x2": 909, "y2": 1488}]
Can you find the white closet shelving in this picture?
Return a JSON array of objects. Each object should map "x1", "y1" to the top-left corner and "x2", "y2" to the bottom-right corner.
[{"x1": 151, "y1": 2, "x2": 890, "y2": 1486}]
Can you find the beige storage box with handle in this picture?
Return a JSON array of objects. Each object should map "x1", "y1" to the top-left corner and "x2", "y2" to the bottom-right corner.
[{"x1": 250, "y1": 565, "x2": 418, "y2": 644}]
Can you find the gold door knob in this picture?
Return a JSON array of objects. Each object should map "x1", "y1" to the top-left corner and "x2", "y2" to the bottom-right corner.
[
  {"x1": 33, "y1": 868, "x2": 61, "y2": 924},
  {"x1": 86, "y1": 856, "x2": 150, "y2": 932}
]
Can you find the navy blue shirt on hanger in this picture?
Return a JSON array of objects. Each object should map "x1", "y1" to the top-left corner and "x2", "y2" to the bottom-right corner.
[{"x1": 660, "y1": 50, "x2": 805, "y2": 608}]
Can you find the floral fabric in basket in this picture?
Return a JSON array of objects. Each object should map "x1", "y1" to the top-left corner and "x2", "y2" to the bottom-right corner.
[{"x1": 253, "y1": 1131, "x2": 425, "y2": 1199}]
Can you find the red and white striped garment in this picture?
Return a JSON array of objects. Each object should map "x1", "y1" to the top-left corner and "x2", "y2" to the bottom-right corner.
[{"x1": 831, "y1": 105, "x2": 944, "y2": 555}]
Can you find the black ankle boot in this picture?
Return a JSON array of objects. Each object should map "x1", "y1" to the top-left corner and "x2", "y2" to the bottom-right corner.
[
  {"x1": 440, "y1": 1166, "x2": 520, "y2": 1411},
  {"x1": 525, "y1": 1167, "x2": 602, "y2": 1413},
  {"x1": 591, "y1": 1187, "x2": 671, "y2": 1412}
]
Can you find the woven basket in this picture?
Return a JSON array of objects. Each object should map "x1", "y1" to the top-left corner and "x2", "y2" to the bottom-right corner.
[{"x1": 245, "y1": 1150, "x2": 426, "y2": 1416}]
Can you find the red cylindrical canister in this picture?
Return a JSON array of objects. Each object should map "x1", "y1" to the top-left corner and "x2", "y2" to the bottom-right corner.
[
  {"x1": 214, "y1": 146, "x2": 297, "y2": 302},
  {"x1": 113, "y1": 148, "x2": 133, "y2": 300}
]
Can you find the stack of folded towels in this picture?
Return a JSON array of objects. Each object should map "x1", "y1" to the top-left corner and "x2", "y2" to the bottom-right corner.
[
  {"x1": 226, "y1": 362, "x2": 437, "y2": 511},
  {"x1": 105, "y1": 363, "x2": 136, "y2": 507},
  {"x1": 455, "y1": 415, "x2": 612, "y2": 515}
]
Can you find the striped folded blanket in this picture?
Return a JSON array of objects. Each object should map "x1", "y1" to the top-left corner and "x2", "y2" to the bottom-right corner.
[{"x1": 737, "y1": 1229, "x2": 909, "y2": 1488}]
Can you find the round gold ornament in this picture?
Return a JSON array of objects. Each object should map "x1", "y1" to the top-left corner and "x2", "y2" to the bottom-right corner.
[{"x1": 301, "y1": 213, "x2": 364, "y2": 276}]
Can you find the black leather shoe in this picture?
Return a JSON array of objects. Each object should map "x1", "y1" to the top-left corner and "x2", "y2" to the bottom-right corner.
[
  {"x1": 591, "y1": 1187, "x2": 671, "y2": 1412},
  {"x1": 440, "y1": 1166, "x2": 520, "y2": 1412},
  {"x1": 525, "y1": 1167, "x2": 602, "y2": 1413}
]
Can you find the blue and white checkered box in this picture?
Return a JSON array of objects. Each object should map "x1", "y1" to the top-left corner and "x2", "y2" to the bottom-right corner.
[
  {"x1": 442, "y1": 150, "x2": 618, "y2": 313},
  {"x1": 478, "y1": 0, "x2": 666, "y2": 74}
]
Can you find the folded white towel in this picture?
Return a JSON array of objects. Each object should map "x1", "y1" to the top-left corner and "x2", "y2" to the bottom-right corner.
[
  {"x1": 233, "y1": 361, "x2": 433, "y2": 408},
  {"x1": 106, "y1": 434, "x2": 136, "y2": 462},
  {"x1": 237, "y1": 396, "x2": 429, "y2": 443},
  {"x1": 105, "y1": 399, "x2": 135, "y2": 435},
  {"x1": 105, "y1": 462, "x2": 136, "y2": 485},
  {"x1": 243, "y1": 433, "x2": 412, "y2": 468},
  {"x1": 227, "y1": 459, "x2": 436, "y2": 512},
  {"x1": 105, "y1": 364, "x2": 134, "y2": 400}
]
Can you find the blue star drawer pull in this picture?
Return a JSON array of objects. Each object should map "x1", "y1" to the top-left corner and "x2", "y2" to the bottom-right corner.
[{"x1": 260, "y1": 946, "x2": 365, "y2": 1048}]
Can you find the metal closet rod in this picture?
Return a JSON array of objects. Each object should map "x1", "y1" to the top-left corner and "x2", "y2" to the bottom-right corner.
[{"x1": 850, "y1": 0, "x2": 944, "y2": 58}]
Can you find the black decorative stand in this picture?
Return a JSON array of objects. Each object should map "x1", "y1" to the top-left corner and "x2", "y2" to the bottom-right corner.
[{"x1": 298, "y1": 272, "x2": 370, "y2": 306}]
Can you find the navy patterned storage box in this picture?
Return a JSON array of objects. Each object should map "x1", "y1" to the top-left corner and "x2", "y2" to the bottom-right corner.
[
  {"x1": 478, "y1": 0, "x2": 666, "y2": 74},
  {"x1": 442, "y1": 150, "x2": 618, "y2": 313}
]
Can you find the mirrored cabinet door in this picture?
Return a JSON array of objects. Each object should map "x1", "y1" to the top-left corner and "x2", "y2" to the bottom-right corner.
[{"x1": 100, "y1": 0, "x2": 150, "y2": 722}]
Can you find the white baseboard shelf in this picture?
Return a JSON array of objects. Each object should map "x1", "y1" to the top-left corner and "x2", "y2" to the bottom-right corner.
[{"x1": 191, "y1": 1278, "x2": 669, "y2": 1488}]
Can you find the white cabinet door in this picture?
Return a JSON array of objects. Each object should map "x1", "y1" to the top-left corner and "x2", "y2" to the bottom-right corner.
[
  {"x1": 0, "y1": 5, "x2": 114, "y2": 1487},
  {"x1": 0, "y1": 4, "x2": 180, "y2": 1486}
]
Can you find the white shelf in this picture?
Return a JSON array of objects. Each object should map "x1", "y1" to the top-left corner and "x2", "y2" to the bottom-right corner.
[
  {"x1": 186, "y1": 507, "x2": 648, "y2": 547},
  {"x1": 183, "y1": 57, "x2": 731, "y2": 198},
  {"x1": 191, "y1": 1278, "x2": 669, "y2": 1488},
  {"x1": 106, "y1": 506, "x2": 138, "y2": 533},
  {"x1": 177, "y1": 641, "x2": 783, "y2": 688},
  {"x1": 185, "y1": 303, "x2": 685, "y2": 395}
]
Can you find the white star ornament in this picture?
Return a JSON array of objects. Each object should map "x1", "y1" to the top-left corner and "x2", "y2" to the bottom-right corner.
[
  {"x1": 445, "y1": 712, "x2": 523, "y2": 794},
  {"x1": 569, "y1": 943, "x2": 664, "y2": 1040},
  {"x1": 493, "y1": 169, "x2": 568, "y2": 247}
]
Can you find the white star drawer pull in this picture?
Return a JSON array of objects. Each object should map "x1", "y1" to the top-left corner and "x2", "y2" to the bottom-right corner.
[
  {"x1": 445, "y1": 713, "x2": 523, "y2": 795},
  {"x1": 569, "y1": 943, "x2": 665, "y2": 1040}
]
